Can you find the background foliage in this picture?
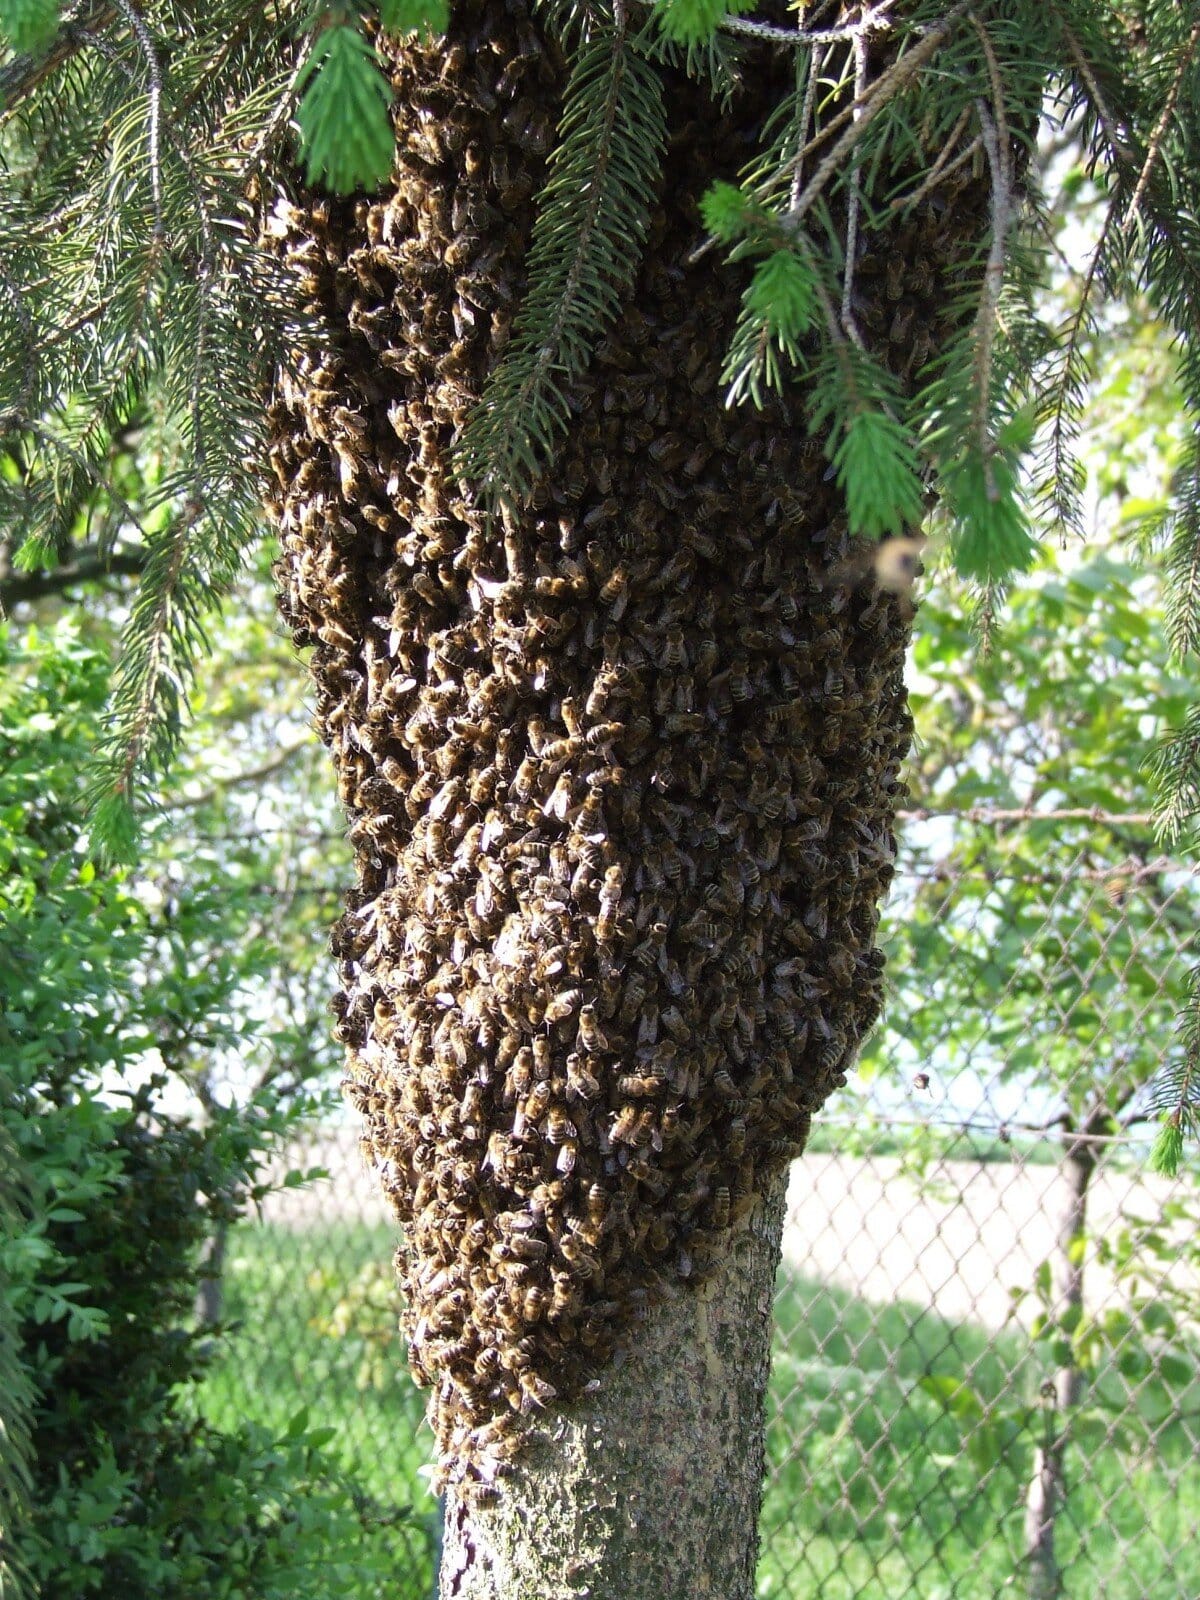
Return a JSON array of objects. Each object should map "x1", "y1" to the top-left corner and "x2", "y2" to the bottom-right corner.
[{"x1": 0, "y1": 619, "x2": 415, "y2": 1598}]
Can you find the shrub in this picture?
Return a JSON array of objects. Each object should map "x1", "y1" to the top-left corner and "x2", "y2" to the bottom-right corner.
[{"x1": 0, "y1": 620, "x2": 421, "y2": 1598}]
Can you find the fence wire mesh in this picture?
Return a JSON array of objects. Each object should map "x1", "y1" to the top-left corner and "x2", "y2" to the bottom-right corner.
[{"x1": 203, "y1": 814, "x2": 1200, "y2": 1600}]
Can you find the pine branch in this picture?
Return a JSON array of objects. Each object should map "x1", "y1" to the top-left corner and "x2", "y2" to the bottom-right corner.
[
  {"x1": 452, "y1": 4, "x2": 666, "y2": 506},
  {"x1": 1121, "y1": 17, "x2": 1200, "y2": 235},
  {"x1": 1162, "y1": 441, "x2": 1200, "y2": 660},
  {"x1": 0, "y1": 1072, "x2": 36, "y2": 1600},
  {"x1": 0, "y1": 0, "x2": 117, "y2": 122},
  {"x1": 782, "y1": 0, "x2": 975, "y2": 232},
  {"x1": 1033, "y1": 199, "x2": 1114, "y2": 544},
  {"x1": 1149, "y1": 702, "x2": 1200, "y2": 848},
  {"x1": 1147, "y1": 963, "x2": 1200, "y2": 1176}
]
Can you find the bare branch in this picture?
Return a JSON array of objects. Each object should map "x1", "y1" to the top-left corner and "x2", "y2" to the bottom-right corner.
[
  {"x1": 1122, "y1": 18, "x2": 1200, "y2": 237},
  {"x1": 159, "y1": 738, "x2": 315, "y2": 812},
  {"x1": 0, "y1": 545, "x2": 145, "y2": 608},
  {"x1": 783, "y1": 0, "x2": 976, "y2": 232}
]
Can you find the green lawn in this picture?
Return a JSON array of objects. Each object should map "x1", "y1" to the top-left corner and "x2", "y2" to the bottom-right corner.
[
  {"x1": 197, "y1": 1222, "x2": 1200, "y2": 1600},
  {"x1": 760, "y1": 1275, "x2": 1200, "y2": 1599},
  {"x1": 195, "y1": 1221, "x2": 439, "y2": 1599}
]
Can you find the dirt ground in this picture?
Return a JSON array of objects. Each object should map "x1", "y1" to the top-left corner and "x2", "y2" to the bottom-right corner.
[{"x1": 260, "y1": 1128, "x2": 1184, "y2": 1332}]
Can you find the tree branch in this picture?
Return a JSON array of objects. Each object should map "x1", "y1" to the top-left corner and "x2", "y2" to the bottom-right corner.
[
  {"x1": 159, "y1": 738, "x2": 315, "y2": 812},
  {"x1": 0, "y1": 546, "x2": 145, "y2": 607},
  {"x1": 0, "y1": 2, "x2": 118, "y2": 126}
]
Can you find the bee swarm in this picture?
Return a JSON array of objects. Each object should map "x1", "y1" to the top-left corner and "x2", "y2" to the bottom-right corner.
[{"x1": 266, "y1": 0, "x2": 987, "y2": 1487}]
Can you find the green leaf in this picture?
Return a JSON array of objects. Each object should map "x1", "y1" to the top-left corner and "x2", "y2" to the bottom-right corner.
[
  {"x1": 87, "y1": 790, "x2": 139, "y2": 867},
  {"x1": 283, "y1": 1407, "x2": 311, "y2": 1439},
  {"x1": 746, "y1": 250, "x2": 815, "y2": 343},
  {"x1": 378, "y1": 0, "x2": 448, "y2": 37},
  {"x1": 12, "y1": 531, "x2": 58, "y2": 573},
  {"x1": 699, "y1": 180, "x2": 763, "y2": 243},
  {"x1": 945, "y1": 447, "x2": 1038, "y2": 582},
  {"x1": 918, "y1": 1374, "x2": 983, "y2": 1421},
  {"x1": 295, "y1": 25, "x2": 395, "y2": 195},
  {"x1": 0, "y1": 0, "x2": 58, "y2": 54}
]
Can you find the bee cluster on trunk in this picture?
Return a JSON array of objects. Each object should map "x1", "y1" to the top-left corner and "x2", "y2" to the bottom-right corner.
[{"x1": 266, "y1": 0, "x2": 987, "y2": 1486}]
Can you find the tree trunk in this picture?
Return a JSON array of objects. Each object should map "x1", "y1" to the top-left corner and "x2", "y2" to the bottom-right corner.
[
  {"x1": 265, "y1": 0, "x2": 995, "y2": 1585},
  {"x1": 195, "y1": 1217, "x2": 229, "y2": 1328},
  {"x1": 439, "y1": 1162, "x2": 787, "y2": 1600},
  {"x1": 1022, "y1": 1127, "x2": 1097, "y2": 1600}
]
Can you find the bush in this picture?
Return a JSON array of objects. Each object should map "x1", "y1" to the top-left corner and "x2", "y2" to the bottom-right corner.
[
  {"x1": 0, "y1": 621, "x2": 420, "y2": 1599},
  {"x1": 0, "y1": 1071, "x2": 36, "y2": 1600}
]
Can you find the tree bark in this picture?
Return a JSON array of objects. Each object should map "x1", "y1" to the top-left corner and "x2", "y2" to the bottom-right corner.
[
  {"x1": 195, "y1": 1217, "x2": 229, "y2": 1329},
  {"x1": 439, "y1": 1163, "x2": 788, "y2": 1600},
  {"x1": 1022, "y1": 1126, "x2": 1097, "y2": 1600}
]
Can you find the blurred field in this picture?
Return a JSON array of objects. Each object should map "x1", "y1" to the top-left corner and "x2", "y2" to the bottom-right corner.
[
  {"x1": 202, "y1": 1145, "x2": 1200, "y2": 1599},
  {"x1": 761, "y1": 1269, "x2": 1200, "y2": 1599},
  {"x1": 265, "y1": 1132, "x2": 1186, "y2": 1329}
]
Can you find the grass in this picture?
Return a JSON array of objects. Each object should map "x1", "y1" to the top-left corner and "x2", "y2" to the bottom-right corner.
[
  {"x1": 197, "y1": 1222, "x2": 1200, "y2": 1600},
  {"x1": 195, "y1": 1221, "x2": 438, "y2": 1599},
  {"x1": 760, "y1": 1276, "x2": 1200, "y2": 1599}
]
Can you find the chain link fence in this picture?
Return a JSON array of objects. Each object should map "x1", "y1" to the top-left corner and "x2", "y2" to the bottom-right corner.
[{"x1": 200, "y1": 814, "x2": 1200, "y2": 1599}]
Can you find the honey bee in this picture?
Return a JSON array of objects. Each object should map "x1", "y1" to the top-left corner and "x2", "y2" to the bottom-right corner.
[
  {"x1": 544, "y1": 988, "x2": 581, "y2": 1025},
  {"x1": 597, "y1": 565, "x2": 630, "y2": 618},
  {"x1": 552, "y1": 1272, "x2": 582, "y2": 1315},
  {"x1": 558, "y1": 1234, "x2": 598, "y2": 1277},
  {"x1": 426, "y1": 818, "x2": 451, "y2": 865},
  {"x1": 616, "y1": 1073, "x2": 661, "y2": 1098},
  {"x1": 660, "y1": 1101, "x2": 681, "y2": 1137},
  {"x1": 575, "y1": 786, "x2": 605, "y2": 838},
  {"x1": 511, "y1": 755, "x2": 538, "y2": 801},
  {"x1": 596, "y1": 869, "x2": 624, "y2": 940},
  {"x1": 483, "y1": 1129, "x2": 510, "y2": 1175},
  {"x1": 578, "y1": 1004, "x2": 607, "y2": 1054},
  {"x1": 524, "y1": 1080, "x2": 552, "y2": 1121},
  {"x1": 584, "y1": 721, "x2": 623, "y2": 750},
  {"x1": 503, "y1": 1231, "x2": 548, "y2": 1263},
  {"x1": 534, "y1": 565, "x2": 587, "y2": 602},
  {"x1": 542, "y1": 774, "x2": 574, "y2": 821},
  {"x1": 509, "y1": 1046, "x2": 534, "y2": 1097},
  {"x1": 555, "y1": 1138, "x2": 578, "y2": 1176},
  {"x1": 474, "y1": 1344, "x2": 502, "y2": 1381},
  {"x1": 460, "y1": 1094, "x2": 487, "y2": 1149},
  {"x1": 540, "y1": 735, "x2": 580, "y2": 766},
  {"x1": 469, "y1": 765, "x2": 498, "y2": 807},
  {"x1": 545, "y1": 1106, "x2": 577, "y2": 1145},
  {"x1": 682, "y1": 912, "x2": 721, "y2": 947},
  {"x1": 566, "y1": 1053, "x2": 601, "y2": 1102},
  {"x1": 611, "y1": 1104, "x2": 649, "y2": 1145},
  {"x1": 662, "y1": 628, "x2": 688, "y2": 669},
  {"x1": 521, "y1": 1285, "x2": 547, "y2": 1323}
]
